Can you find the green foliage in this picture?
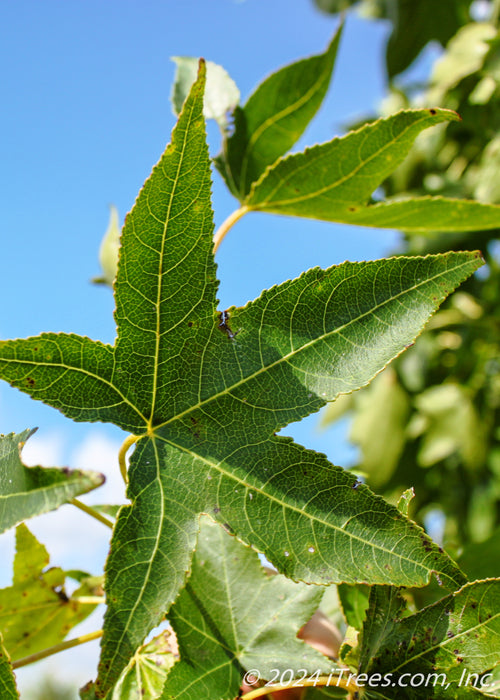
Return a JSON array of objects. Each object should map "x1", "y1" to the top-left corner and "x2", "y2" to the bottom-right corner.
[
  {"x1": 214, "y1": 27, "x2": 342, "y2": 197},
  {"x1": 357, "y1": 581, "x2": 500, "y2": 699},
  {"x1": 312, "y1": 0, "x2": 474, "y2": 77},
  {"x1": 161, "y1": 517, "x2": 331, "y2": 699},
  {"x1": 107, "y1": 631, "x2": 176, "y2": 700},
  {"x1": 320, "y1": 0, "x2": 500, "y2": 562},
  {"x1": 1, "y1": 17, "x2": 499, "y2": 700},
  {"x1": 0, "y1": 429, "x2": 104, "y2": 533},
  {"x1": 0, "y1": 634, "x2": 18, "y2": 700}
]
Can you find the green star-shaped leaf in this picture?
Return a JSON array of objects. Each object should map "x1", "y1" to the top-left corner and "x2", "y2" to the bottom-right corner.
[{"x1": 0, "y1": 62, "x2": 482, "y2": 695}]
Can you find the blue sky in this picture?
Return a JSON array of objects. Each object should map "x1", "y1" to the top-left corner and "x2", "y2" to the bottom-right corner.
[{"x1": 0, "y1": 1, "x2": 418, "y2": 695}]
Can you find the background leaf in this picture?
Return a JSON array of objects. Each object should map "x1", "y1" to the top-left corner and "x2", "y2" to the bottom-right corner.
[
  {"x1": 109, "y1": 630, "x2": 176, "y2": 700},
  {"x1": 93, "y1": 205, "x2": 121, "y2": 287},
  {"x1": 458, "y1": 528, "x2": 500, "y2": 581},
  {"x1": 346, "y1": 368, "x2": 410, "y2": 488},
  {"x1": 215, "y1": 26, "x2": 342, "y2": 197},
  {"x1": 0, "y1": 428, "x2": 104, "y2": 534},
  {"x1": 0, "y1": 523, "x2": 99, "y2": 662},
  {"x1": 358, "y1": 580, "x2": 500, "y2": 699},
  {"x1": 160, "y1": 517, "x2": 331, "y2": 700},
  {"x1": 337, "y1": 584, "x2": 370, "y2": 630},
  {"x1": 310, "y1": 0, "x2": 472, "y2": 78},
  {"x1": 386, "y1": 0, "x2": 471, "y2": 79}
]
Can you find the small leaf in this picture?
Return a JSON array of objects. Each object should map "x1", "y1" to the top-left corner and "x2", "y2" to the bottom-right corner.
[
  {"x1": 0, "y1": 428, "x2": 104, "y2": 534},
  {"x1": 357, "y1": 586, "x2": 409, "y2": 675},
  {"x1": 397, "y1": 488, "x2": 415, "y2": 516},
  {"x1": 216, "y1": 26, "x2": 342, "y2": 197},
  {"x1": 110, "y1": 630, "x2": 176, "y2": 700},
  {"x1": 0, "y1": 523, "x2": 98, "y2": 661},
  {"x1": 93, "y1": 206, "x2": 121, "y2": 287},
  {"x1": 358, "y1": 580, "x2": 500, "y2": 699},
  {"x1": 160, "y1": 517, "x2": 331, "y2": 700},
  {"x1": 171, "y1": 57, "x2": 240, "y2": 130},
  {"x1": 337, "y1": 584, "x2": 370, "y2": 630},
  {"x1": 0, "y1": 634, "x2": 19, "y2": 700}
]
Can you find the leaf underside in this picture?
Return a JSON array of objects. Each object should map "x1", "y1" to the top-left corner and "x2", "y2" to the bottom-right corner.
[
  {"x1": 245, "y1": 107, "x2": 500, "y2": 234},
  {"x1": 0, "y1": 65, "x2": 481, "y2": 695},
  {"x1": 0, "y1": 524, "x2": 98, "y2": 661}
]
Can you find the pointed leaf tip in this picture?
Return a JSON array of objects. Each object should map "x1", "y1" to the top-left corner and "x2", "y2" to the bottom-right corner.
[{"x1": 0, "y1": 429, "x2": 105, "y2": 534}]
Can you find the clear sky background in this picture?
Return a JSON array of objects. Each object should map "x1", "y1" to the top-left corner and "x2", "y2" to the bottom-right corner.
[{"x1": 0, "y1": 1, "x2": 431, "y2": 696}]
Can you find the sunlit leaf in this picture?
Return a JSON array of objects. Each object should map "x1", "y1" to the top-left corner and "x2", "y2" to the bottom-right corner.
[
  {"x1": 110, "y1": 630, "x2": 176, "y2": 700},
  {"x1": 245, "y1": 108, "x2": 500, "y2": 234},
  {"x1": 0, "y1": 524, "x2": 98, "y2": 661}
]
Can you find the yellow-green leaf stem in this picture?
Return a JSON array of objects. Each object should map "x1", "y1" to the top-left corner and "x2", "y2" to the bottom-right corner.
[
  {"x1": 117, "y1": 434, "x2": 140, "y2": 485},
  {"x1": 212, "y1": 205, "x2": 249, "y2": 253},
  {"x1": 71, "y1": 499, "x2": 114, "y2": 529},
  {"x1": 12, "y1": 630, "x2": 103, "y2": 670}
]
